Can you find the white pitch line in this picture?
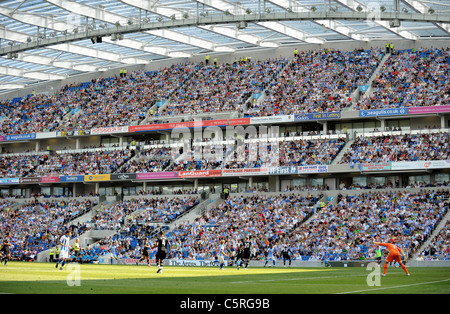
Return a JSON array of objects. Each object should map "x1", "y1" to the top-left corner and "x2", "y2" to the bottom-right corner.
[
  {"x1": 336, "y1": 279, "x2": 450, "y2": 294},
  {"x1": 230, "y1": 273, "x2": 365, "y2": 284}
]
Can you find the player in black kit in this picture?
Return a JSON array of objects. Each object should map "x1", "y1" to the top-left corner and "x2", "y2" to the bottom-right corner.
[
  {"x1": 281, "y1": 244, "x2": 292, "y2": 267},
  {"x1": 242, "y1": 235, "x2": 252, "y2": 270},
  {"x1": 235, "y1": 242, "x2": 244, "y2": 270},
  {"x1": 154, "y1": 231, "x2": 170, "y2": 274},
  {"x1": 1, "y1": 232, "x2": 12, "y2": 265},
  {"x1": 137, "y1": 238, "x2": 151, "y2": 266}
]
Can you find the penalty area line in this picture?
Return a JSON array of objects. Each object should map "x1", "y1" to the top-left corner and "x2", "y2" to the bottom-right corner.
[{"x1": 336, "y1": 279, "x2": 450, "y2": 294}]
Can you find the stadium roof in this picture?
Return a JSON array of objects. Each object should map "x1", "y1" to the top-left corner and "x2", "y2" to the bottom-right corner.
[{"x1": 0, "y1": 0, "x2": 450, "y2": 93}]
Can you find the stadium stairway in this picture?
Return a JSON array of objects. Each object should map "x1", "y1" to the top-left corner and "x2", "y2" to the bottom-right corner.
[
  {"x1": 348, "y1": 52, "x2": 391, "y2": 111},
  {"x1": 410, "y1": 203, "x2": 450, "y2": 260},
  {"x1": 330, "y1": 139, "x2": 354, "y2": 164},
  {"x1": 165, "y1": 192, "x2": 223, "y2": 229},
  {"x1": 35, "y1": 197, "x2": 116, "y2": 262}
]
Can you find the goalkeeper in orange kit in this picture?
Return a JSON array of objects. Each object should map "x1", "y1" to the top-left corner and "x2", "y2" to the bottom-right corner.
[{"x1": 373, "y1": 241, "x2": 410, "y2": 276}]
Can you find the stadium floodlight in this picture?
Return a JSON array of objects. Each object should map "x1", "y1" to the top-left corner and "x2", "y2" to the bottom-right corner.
[
  {"x1": 428, "y1": 8, "x2": 435, "y2": 14},
  {"x1": 224, "y1": 10, "x2": 231, "y2": 15},
  {"x1": 170, "y1": 14, "x2": 176, "y2": 20},
  {"x1": 245, "y1": 8, "x2": 252, "y2": 14},
  {"x1": 310, "y1": 6, "x2": 317, "y2": 12},
  {"x1": 265, "y1": 8, "x2": 271, "y2": 13},
  {"x1": 402, "y1": 7, "x2": 408, "y2": 13},
  {"x1": 380, "y1": 6, "x2": 386, "y2": 12},
  {"x1": 26, "y1": 36, "x2": 32, "y2": 42},
  {"x1": 356, "y1": 5, "x2": 363, "y2": 12}
]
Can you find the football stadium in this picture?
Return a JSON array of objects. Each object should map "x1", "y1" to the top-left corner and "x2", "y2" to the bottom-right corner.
[{"x1": 0, "y1": 0, "x2": 449, "y2": 300}]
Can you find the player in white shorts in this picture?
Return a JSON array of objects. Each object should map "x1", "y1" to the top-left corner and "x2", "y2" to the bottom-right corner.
[{"x1": 55, "y1": 230, "x2": 72, "y2": 270}]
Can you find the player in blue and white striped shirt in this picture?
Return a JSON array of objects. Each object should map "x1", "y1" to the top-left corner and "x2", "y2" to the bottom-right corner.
[
  {"x1": 55, "y1": 230, "x2": 72, "y2": 270},
  {"x1": 264, "y1": 244, "x2": 276, "y2": 267},
  {"x1": 218, "y1": 239, "x2": 227, "y2": 270}
]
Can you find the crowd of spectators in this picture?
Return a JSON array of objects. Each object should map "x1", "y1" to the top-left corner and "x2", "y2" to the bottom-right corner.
[
  {"x1": 337, "y1": 132, "x2": 450, "y2": 165},
  {"x1": 159, "y1": 59, "x2": 287, "y2": 117},
  {"x1": 160, "y1": 193, "x2": 320, "y2": 260},
  {"x1": 0, "y1": 47, "x2": 447, "y2": 137},
  {"x1": 356, "y1": 48, "x2": 450, "y2": 110},
  {"x1": 0, "y1": 198, "x2": 95, "y2": 260},
  {"x1": 0, "y1": 64, "x2": 195, "y2": 135},
  {"x1": 279, "y1": 138, "x2": 346, "y2": 166},
  {"x1": 417, "y1": 220, "x2": 449, "y2": 260},
  {"x1": 283, "y1": 189, "x2": 449, "y2": 261},
  {"x1": 246, "y1": 48, "x2": 382, "y2": 116},
  {"x1": 0, "y1": 149, "x2": 134, "y2": 178}
]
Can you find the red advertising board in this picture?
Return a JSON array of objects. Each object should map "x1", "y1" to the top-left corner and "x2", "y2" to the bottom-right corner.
[{"x1": 177, "y1": 169, "x2": 222, "y2": 178}]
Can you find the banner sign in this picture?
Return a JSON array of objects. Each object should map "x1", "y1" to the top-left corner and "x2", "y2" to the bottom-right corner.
[
  {"x1": 110, "y1": 173, "x2": 136, "y2": 181},
  {"x1": 228, "y1": 118, "x2": 251, "y2": 125},
  {"x1": 129, "y1": 120, "x2": 228, "y2": 133},
  {"x1": 168, "y1": 259, "x2": 217, "y2": 267},
  {"x1": 298, "y1": 165, "x2": 328, "y2": 173},
  {"x1": 250, "y1": 115, "x2": 294, "y2": 124},
  {"x1": 60, "y1": 175, "x2": 84, "y2": 182},
  {"x1": 0, "y1": 178, "x2": 19, "y2": 184},
  {"x1": 268, "y1": 167, "x2": 298, "y2": 175},
  {"x1": 39, "y1": 176, "x2": 60, "y2": 183},
  {"x1": 295, "y1": 112, "x2": 341, "y2": 121},
  {"x1": 19, "y1": 177, "x2": 40, "y2": 184},
  {"x1": 136, "y1": 172, "x2": 178, "y2": 180},
  {"x1": 359, "y1": 85, "x2": 369, "y2": 92},
  {"x1": 2, "y1": 133, "x2": 36, "y2": 141},
  {"x1": 84, "y1": 174, "x2": 111, "y2": 182},
  {"x1": 419, "y1": 160, "x2": 450, "y2": 169},
  {"x1": 359, "y1": 162, "x2": 391, "y2": 171},
  {"x1": 407, "y1": 105, "x2": 450, "y2": 115},
  {"x1": 177, "y1": 170, "x2": 222, "y2": 178},
  {"x1": 90, "y1": 126, "x2": 128, "y2": 135},
  {"x1": 359, "y1": 108, "x2": 407, "y2": 117},
  {"x1": 222, "y1": 168, "x2": 268, "y2": 176}
]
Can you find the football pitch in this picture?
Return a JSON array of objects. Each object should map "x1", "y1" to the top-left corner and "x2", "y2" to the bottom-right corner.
[{"x1": 0, "y1": 261, "x2": 449, "y2": 295}]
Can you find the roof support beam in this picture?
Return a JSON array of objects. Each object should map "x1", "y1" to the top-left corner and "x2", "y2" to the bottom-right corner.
[
  {"x1": 333, "y1": 0, "x2": 418, "y2": 40},
  {"x1": 1, "y1": 10, "x2": 448, "y2": 56},
  {"x1": 120, "y1": 0, "x2": 278, "y2": 48},
  {"x1": 266, "y1": 0, "x2": 368, "y2": 41},
  {"x1": 44, "y1": 0, "x2": 227, "y2": 53},
  {"x1": 401, "y1": 0, "x2": 450, "y2": 34},
  {"x1": 0, "y1": 26, "x2": 147, "y2": 65},
  {"x1": 194, "y1": 0, "x2": 324, "y2": 44},
  {"x1": 0, "y1": 65, "x2": 67, "y2": 81}
]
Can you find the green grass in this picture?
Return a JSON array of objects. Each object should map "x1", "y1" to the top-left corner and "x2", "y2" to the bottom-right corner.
[{"x1": 0, "y1": 261, "x2": 449, "y2": 295}]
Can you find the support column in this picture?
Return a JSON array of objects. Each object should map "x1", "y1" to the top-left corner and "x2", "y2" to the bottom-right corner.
[
  {"x1": 441, "y1": 115, "x2": 447, "y2": 129},
  {"x1": 36, "y1": 140, "x2": 40, "y2": 152},
  {"x1": 76, "y1": 138, "x2": 80, "y2": 150},
  {"x1": 380, "y1": 119, "x2": 386, "y2": 131}
]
